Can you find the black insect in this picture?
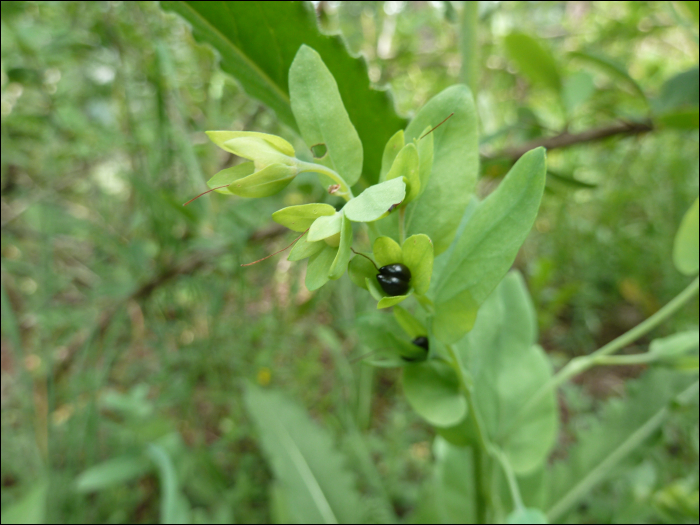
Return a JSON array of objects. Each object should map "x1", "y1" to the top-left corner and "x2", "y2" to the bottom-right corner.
[{"x1": 376, "y1": 263, "x2": 411, "y2": 296}]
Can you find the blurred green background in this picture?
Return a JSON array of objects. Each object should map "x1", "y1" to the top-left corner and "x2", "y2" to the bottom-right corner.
[{"x1": 1, "y1": 1, "x2": 698, "y2": 523}]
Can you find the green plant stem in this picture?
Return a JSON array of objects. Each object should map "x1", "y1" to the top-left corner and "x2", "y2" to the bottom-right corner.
[
  {"x1": 296, "y1": 160, "x2": 355, "y2": 200},
  {"x1": 491, "y1": 446, "x2": 524, "y2": 512},
  {"x1": 445, "y1": 343, "x2": 491, "y2": 522},
  {"x1": 472, "y1": 444, "x2": 488, "y2": 524},
  {"x1": 510, "y1": 276, "x2": 699, "y2": 430},
  {"x1": 459, "y1": 1, "x2": 479, "y2": 98},
  {"x1": 592, "y1": 353, "x2": 659, "y2": 366},
  {"x1": 398, "y1": 206, "x2": 406, "y2": 244},
  {"x1": 547, "y1": 380, "x2": 699, "y2": 522}
]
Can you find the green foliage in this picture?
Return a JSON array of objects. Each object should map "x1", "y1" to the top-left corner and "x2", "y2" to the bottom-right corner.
[
  {"x1": 343, "y1": 178, "x2": 406, "y2": 222},
  {"x1": 290, "y1": 45, "x2": 364, "y2": 187},
  {"x1": 504, "y1": 33, "x2": 561, "y2": 93},
  {"x1": 160, "y1": 1, "x2": 406, "y2": 183},
  {"x1": 673, "y1": 198, "x2": 699, "y2": 275},
  {"x1": 459, "y1": 272, "x2": 558, "y2": 474},
  {"x1": 403, "y1": 361, "x2": 468, "y2": 428},
  {"x1": 2, "y1": 2, "x2": 698, "y2": 524},
  {"x1": 244, "y1": 385, "x2": 363, "y2": 524},
  {"x1": 402, "y1": 85, "x2": 479, "y2": 255},
  {"x1": 434, "y1": 148, "x2": 547, "y2": 344}
]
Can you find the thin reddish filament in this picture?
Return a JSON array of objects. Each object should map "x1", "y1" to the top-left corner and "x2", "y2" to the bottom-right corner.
[
  {"x1": 183, "y1": 185, "x2": 229, "y2": 206},
  {"x1": 420, "y1": 112, "x2": 455, "y2": 140},
  {"x1": 241, "y1": 229, "x2": 309, "y2": 267}
]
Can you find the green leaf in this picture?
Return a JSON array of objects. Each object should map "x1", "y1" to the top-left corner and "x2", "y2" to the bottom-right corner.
[
  {"x1": 377, "y1": 294, "x2": 411, "y2": 309},
  {"x1": 426, "y1": 437, "x2": 477, "y2": 524},
  {"x1": 290, "y1": 45, "x2": 363, "y2": 187},
  {"x1": 380, "y1": 129, "x2": 405, "y2": 180},
  {"x1": 161, "y1": 2, "x2": 406, "y2": 185},
  {"x1": 308, "y1": 212, "x2": 343, "y2": 242},
  {"x1": 655, "y1": 67, "x2": 699, "y2": 113},
  {"x1": 272, "y1": 204, "x2": 336, "y2": 232},
  {"x1": 403, "y1": 85, "x2": 479, "y2": 255},
  {"x1": 354, "y1": 313, "x2": 413, "y2": 367},
  {"x1": 546, "y1": 369, "x2": 698, "y2": 521},
  {"x1": 434, "y1": 148, "x2": 547, "y2": 344},
  {"x1": 415, "y1": 125, "x2": 434, "y2": 195},
  {"x1": 393, "y1": 306, "x2": 426, "y2": 339},
  {"x1": 1, "y1": 480, "x2": 47, "y2": 525},
  {"x1": 673, "y1": 197, "x2": 699, "y2": 275},
  {"x1": 568, "y1": 51, "x2": 647, "y2": 102},
  {"x1": 507, "y1": 508, "x2": 549, "y2": 524},
  {"x1": 433, "y1": 289, "x2": 479, "y2": 345},
  {"x1": 384, "y1": 143, "x2": 421, "y2": 204},
  {"x1": 244, "y1": 385, "x2": 363, "y2": 524},
  {"x1": 656, "y1": 108, "x2": 700, "y2": 130},
  {"x1": 458, "y1": 272, "x2": 558, "y2": 474},
  {"x1": 211, "y1": 163, "x2": 297, "y2": 198},
  {"x1": 343, "y1": 178, "x2": 406, "y2": 223},
  {"x1": 348, "y1": 253, "x2": 376, "y2": 289},
  {"x1": 504, "y1": 33, "x2": 561, "y2": 92},
  {"x1": 329, "y1": 215, "x2": 352, "y2": 280},
  {"x1": 207, "y1": 130, "x2": 295, "y2": 157},
  {"x1": 650, "y1": 330, "x2": 700, "y2": 360},
  {"x1": 403, "y1": 360, "x2": 468, "y2": 427},
  {"x1": 305, "y1": 245, "x2": 337, "y2": 291},
  {"x1": 146, "y1": 444, "x2": 191, "y2": 524},
  {"x1": 561, "y1": 71, "x2": 596, "y2": 113},
  {"x1": 75, "y1": 456, "x2": 150, "y2": 492},
  {"x1": 402, "y1": 234, "x2": 434, "y2": 295},
  {"x1": 373, "y1": 236, "x2": 403, "y2": 266},
  {"x1": 288, "y1": 232, "x2": 324, "y2": 261},
  {"x1": 207, "y1": 162, "x2": 255, "y2": 195}
]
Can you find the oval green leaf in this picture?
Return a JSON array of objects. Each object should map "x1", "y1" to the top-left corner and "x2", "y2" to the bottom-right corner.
[
  {"x1": 434, "y1": 147, "x2": 546, "y2": 344},
  {"x1": 380, "y1": 129, "x2": 405, "y2": 181},
  {"x1": 308, "y1": 212, "x2": 343, "y2": 242},
  {"x1": 329, "y1": 215, "x2": 352, "y2": 280},
  {"x1": 404, "y1": 85, "x2": 479, "y2": 255},
  {"x1": 305, "y1": 244, "x2": 337, "y2": 291},
  {"x1": 343, "y1": 178, "x2": 406, "y2": 223},
  {"x1": 402, "y1": 234, "x2": 433, "y2": 295},
  {"x1": 288, "y1": 232, "x2": 324, "y2": 262},
  {"x1": 273, "y1": 204, "x2": 336, "y2": 232},
  {"x1": 373, "y1": 236, "x2": 403, "y2": 266},
  {"x1": 403, "y1": 360, "x2": 468, "y2": 427},
  {"x1": 504, "y1": 33, "x2": 561, "y2": 93},
  {"x1": 290, "y1": 45, "x2": 363, "y2": 186}
]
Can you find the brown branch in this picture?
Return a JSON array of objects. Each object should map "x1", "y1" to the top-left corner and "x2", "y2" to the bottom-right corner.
[{"x1": 486, "y1": 120, "x2": 654, "y2": 161}]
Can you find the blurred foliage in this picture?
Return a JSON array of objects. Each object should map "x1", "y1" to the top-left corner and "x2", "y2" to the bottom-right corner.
[{"x1": 1, "y1": 1, "x2": 698, "y2": 523}]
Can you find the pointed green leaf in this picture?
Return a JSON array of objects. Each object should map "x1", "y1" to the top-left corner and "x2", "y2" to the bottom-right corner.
[
  {"x1": 343, "y1": 178, "x2": 406, "y2": 223},
  {"x1": 384, "y1": 143, "x2": 421, "y2": 204},
  {"x1": 288, "y1": 232, "x2": 324, "y2": 262},
  {"x1": 207, "y1": 162, "x2": 255, "y2": 195},
  {"x1": 76, "y1": 456, "x2": 150, "y2": 493},
  {"x1": 673, "y1": 197, "x2": 699, "y2": 275},
  {"x1": 380, "y1": 129, "x2": 405, "y2": 181},
  {"x1": 308, "y1": 213, "x2": 342, "y2": 242},
  {"x1": 434, "y1": 148, "x2": 546, "y2": 343},
  {"x1": 433, "y1": 289, "x2": 479, "y2": 345},
  {"x1": 373, "y1": 236, "x2": 403, "y2": 266},
  {"x1": 290, "y1": 45, "x2": 363, "y2": 186},
  {"x1": 404, "y1": 85, "x2": 479, "y2": 255},
  {"x1": 220, "y1": 163, "x2": 297, "y2": 198},
  {"x1": 161, "y1": 2, "x2": 406, "y2": 184},
  {"x1": 569, "y1": 51, "x2": 647, "y2": 102},
  {"x1": 306, "y1": 245, "x2": 337, "y2": 291},
  {"x1": 403, "y1": 360, "x2": 468, "y2": 427},
  {"x1": 244, "y1": 385, "x2": 363, "y2": 524},
  {"x1": 146, "y1": 444, "x2": 191, "y2": 524},
  {"x1": 329, "y1": 215, "x2": 352, "y2": 280},
  {"x1": 377, "y1": 293, "x2": 411, "y2": 309},
  {"x1": 206, "y1": 130, "x2": 295, "y2": 157},
  {"x1": 273, "y1": 204, "x2": 336, "y2": 232},
  {"x1": 402, "y1": 234, "x2": 433, "y2": 295},
  {"x1": 504, "y1": 33, "x2": 561, "y2": 92}
]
